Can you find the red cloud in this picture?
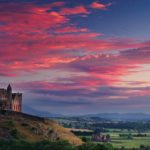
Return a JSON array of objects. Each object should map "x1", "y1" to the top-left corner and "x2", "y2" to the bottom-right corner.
[
  {"x1": 90, "y1": 2, "x2": 113, "y2": 10},
  {"x1": 59, "y1": 6, "x2": 90, "y2": 15},
  {"x1": 13, "y1": 79, "x2": 150, "y2": 100},
  {"x1": 48, "y1": 2, "x2": 65, "y2": 7},
  {"x1": 1, "y1": 1, "x2": 150, "y2": 95},
  {"x1": 1, "y1": 1, "x2": 150, "y2": 113},
  {"x1": 54, "y1": 26, "x2": 88, "y2": 33}
]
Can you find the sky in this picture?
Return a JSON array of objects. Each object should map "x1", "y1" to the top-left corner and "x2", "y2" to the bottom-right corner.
[{"x1": 0, "y1": 0, "x2": 150, "y2": 115}]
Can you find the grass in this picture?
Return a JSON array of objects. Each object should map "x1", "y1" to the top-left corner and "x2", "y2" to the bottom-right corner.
[
  {"x1": 52, "y1": 118, "x2": 71, "y2": 124},
  {"x1": 111, "y1": 136, "x2": 150, "y2": 148},
  {"x1": 79, "y1": 135, "x2": 150, "y2": 148},
  {"x1": 109, "y1": 129, "x2": 150, "y2": 148},
  {"x1": 0, "y1": 113, "x2": 83, "y2": 146},
  {"x1": 66, "y1": 128, "x2": 93, "y2": 132},
  {"x1": 76, "y1": 128, "x2": 150, "y2": 148}
]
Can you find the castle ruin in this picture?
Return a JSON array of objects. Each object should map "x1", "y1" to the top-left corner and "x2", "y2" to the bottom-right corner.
[
  {"x1": 0, "y1": 84, "x2": 22, "y2": 112},
  {"x1": 91, "y1": 132, "x2": 111, "y2": 142}
]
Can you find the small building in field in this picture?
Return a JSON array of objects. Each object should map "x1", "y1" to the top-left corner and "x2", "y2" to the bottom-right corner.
[{"x1": 91, "y1": 132, "x2": 111, "y2": 142}]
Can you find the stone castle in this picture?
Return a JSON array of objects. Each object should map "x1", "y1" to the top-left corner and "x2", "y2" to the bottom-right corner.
[{"x1": 0, "y1": 84, "x2": 22, "y2": 112}]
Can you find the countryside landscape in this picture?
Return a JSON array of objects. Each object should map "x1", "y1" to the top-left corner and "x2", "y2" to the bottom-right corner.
[
  {"x1": 53, "y1": 115, "x2": 150, "y2": 148},
  {"x1": 0, "y1": 0, "x2": 150, "y2": 149}
]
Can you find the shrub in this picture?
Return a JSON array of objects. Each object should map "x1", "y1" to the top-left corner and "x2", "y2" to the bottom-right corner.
[
  {"x1": 8, "y1": 120, "x2": 14, "y2": 126},
  {"x1": 49, "y1": 129, "x2": 54, "y2": 134},
  {"x1": 0, "y1": 110, "x2": 6, "y2": 115},
  {"x1": 21, "y1": 123, "x2": 29, "y2": 127},
  {"x1": 81, "y1": 137, "x2": 90, "y2": 143},
  {"x1": 10, "y1": 128, "x2": 19, "y2": 139},
  {"x1": 31, "y1": 127, "x2": 37, "y2": 131}
]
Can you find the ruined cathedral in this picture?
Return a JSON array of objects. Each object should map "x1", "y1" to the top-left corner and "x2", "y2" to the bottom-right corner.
[{"x1": 0, "y1": 84, "x2": 22, "y2": 112}]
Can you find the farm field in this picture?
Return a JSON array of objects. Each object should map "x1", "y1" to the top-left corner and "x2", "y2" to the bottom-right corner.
[
  {"x1": 111, "y1": 136, "x2": 150, "y2": 148},
  {"x1": 54, "y1": 117, "x2": 150, "y2": 148},
  {"x1": 77, "y1": 134, "x2": 150, "y2": 148},
  {"x1": 76, "y1": 129, "x2": 150, "y2": 148},
  {"x1": 66, "y1": 128, "x2": 93, "y2": 132}
]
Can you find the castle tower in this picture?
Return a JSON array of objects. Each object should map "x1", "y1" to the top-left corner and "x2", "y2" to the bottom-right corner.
[
  {"x1": 7, "y1": 84, "x2": 12, "y2": 110},
  {"x1": 0, "y1": 85, "x2": 22, "y2": 112},
  {"x1": 7, "y1": 84, "x2": 12, "y2": 93},
  {"x1": 7, "y1": 84, "x2": 12, "y2": 99}
]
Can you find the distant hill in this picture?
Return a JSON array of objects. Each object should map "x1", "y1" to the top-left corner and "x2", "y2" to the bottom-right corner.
[
  {"x1": 23, "y1": 105, "x2": 64, "y2": 118},
  {"x1": 68, "y1": 116, "x2": 109, "y2": 122},
  {"x1": 22, "y1": 106, "x2": 150, "y2": 121},
  {"x1": 82, "y1": 113, "x2": 150, "y2": 121},
  {"x1": 0, "y1": 110, "x2": 82, "y2": 146}
]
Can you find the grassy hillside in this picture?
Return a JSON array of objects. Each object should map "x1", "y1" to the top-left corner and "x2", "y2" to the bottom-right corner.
[{"x1": 0, "y1": 110, "x2": 82, "y2": 146}]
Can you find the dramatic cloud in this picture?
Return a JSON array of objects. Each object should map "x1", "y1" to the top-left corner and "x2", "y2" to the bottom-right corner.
[{"x1": 0, "y1": 0, "x2": 150, "y2": 114}]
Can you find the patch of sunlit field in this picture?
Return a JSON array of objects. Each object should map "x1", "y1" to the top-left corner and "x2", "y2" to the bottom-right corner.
[
  {"x1": 78, "y1": 129, "x2": 150, "y2": 148},
  {"x1": 66, "y1": 128, "x2": 93, "y2": 132},
  {"x1": 105, "y1": 130, "x2": 150, "y2": 148},
  {"x1": 80, "y1": 135, "x2": 150, "y2": 148},
  {"x1": 51, "y1": 118, "x2": 71, "y2": 124},
  {"x1": 111, "y1": 136, "x2": 150, "y2": 148}
]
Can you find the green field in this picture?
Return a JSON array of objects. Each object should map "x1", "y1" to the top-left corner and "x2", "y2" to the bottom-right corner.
[
  {"x1": 111, "y1": 136, "x2": 150, "y2": 148},
  {"x1": 52, "y1": 118, "x2": 71, "y2": 124},
  {"x1": 78, "y1": 129, "x2": 150, "y2": 148},
  {"x1": 53, "y1": 117, "x2": 150, "y2": 148},
  {"x1": 79, "y1": 135, "x2": 150, "y2": 148}
]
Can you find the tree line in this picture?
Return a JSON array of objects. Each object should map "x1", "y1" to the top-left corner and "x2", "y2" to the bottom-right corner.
[
  {"x1": 1, "y1": 139, "x2": 150, "y2": 150},
  {"x1": 0, "y1": 139, "x2": 113, "y2": 150}
]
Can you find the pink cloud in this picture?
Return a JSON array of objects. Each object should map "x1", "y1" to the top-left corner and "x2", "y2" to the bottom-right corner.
[
  {"x1": 1, "y1": 1, "x2": 150, "y2": 95},
  {"x1": 1, "y1": 1, "x2": 150, "y2": 114},
  {"x1": 59, "y1": 6, "x2": 90, "y2": 15},
  {"x1": 90, "y1": 2, "x2": 113, "y2": 10},
  {"x1": 54, "y1": 26, "x2": 88, "y2": 33}
]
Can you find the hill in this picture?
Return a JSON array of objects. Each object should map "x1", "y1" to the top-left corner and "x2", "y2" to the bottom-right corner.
[
  {"x1": 23, "y1": 105, "x2": 64, "y2": 118},
  {"x1": 0, "y1": 110, "x2": 82, "y2": 146},
  {"x1": 82, "y1": 113, "x2": 150, "y2": 121}
]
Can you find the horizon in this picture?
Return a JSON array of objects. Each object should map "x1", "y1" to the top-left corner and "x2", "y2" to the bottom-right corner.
[{"x1": 0, "y1": 0, "x2": 150, "y2": 115}]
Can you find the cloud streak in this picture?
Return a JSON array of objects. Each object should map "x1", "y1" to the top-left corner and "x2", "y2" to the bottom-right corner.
[
  {"x1": 0, "y1": 0, "x2": 150, "y2": 114},
  {"x1": 90, "y1": 2, "x2": 113, "y2": 10}
]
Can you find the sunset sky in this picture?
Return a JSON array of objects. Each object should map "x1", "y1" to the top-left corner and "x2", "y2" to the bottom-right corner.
[{"x1": 0, "y1": 0, "x2": 150, "y2": 115}]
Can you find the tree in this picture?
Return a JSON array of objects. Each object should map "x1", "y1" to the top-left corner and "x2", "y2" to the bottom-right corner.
[{"x1": 81, "y1": 137, "x2": 90, "y2": 143}]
